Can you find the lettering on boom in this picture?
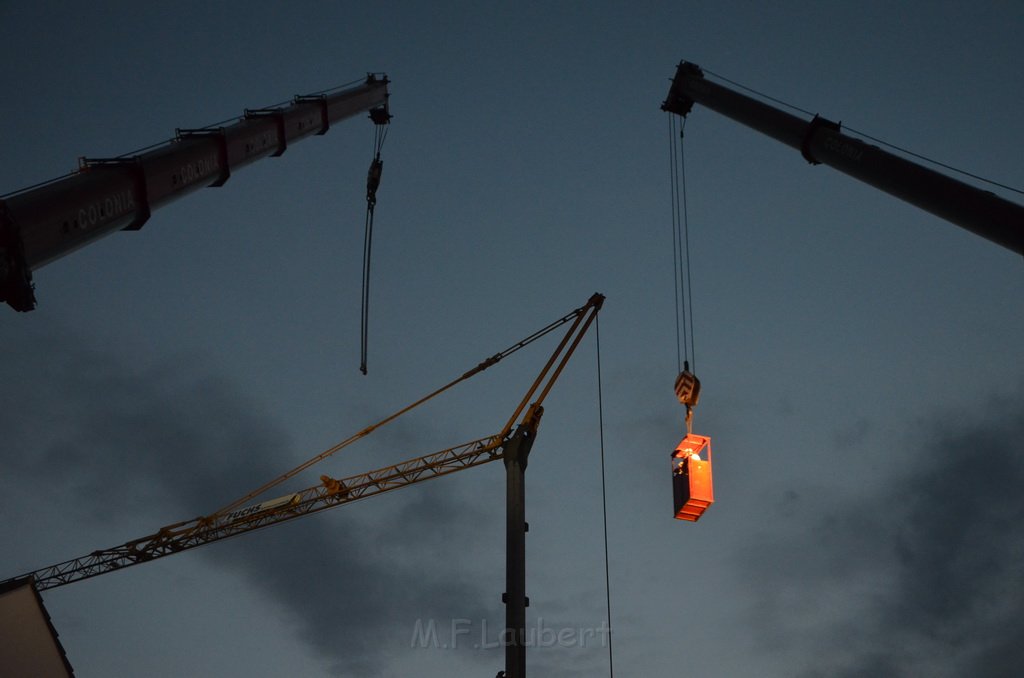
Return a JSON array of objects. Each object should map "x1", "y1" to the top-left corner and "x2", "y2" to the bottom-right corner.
[
  {"x1": 174, "y1": 153, "x2": 220, "y2": 187},
  {"x1": 822, "y1": 135, "x2": 865, "y2": 162},
  {"x1": 242, "y1": 131, "x2": 276, "y2": 156},
  {"x1": 222, "y1": 493, "x2": 300, "y2": 524},
  {"x1": 75, "y1": 190, "x2": 136, "y2": 230}
]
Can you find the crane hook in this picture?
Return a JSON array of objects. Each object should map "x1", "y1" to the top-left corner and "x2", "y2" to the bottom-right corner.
[
  {"x1": 674, "y1": 360, "x2": 701, "y2": 433},
  {"x1": 366, "y1": 153, "x2": 383, "y2": 208}
]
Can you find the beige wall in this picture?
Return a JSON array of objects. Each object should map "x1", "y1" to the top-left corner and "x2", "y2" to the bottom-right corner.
[{"x1": 0, "y1": 581, "x2": 73, "y2": 678}]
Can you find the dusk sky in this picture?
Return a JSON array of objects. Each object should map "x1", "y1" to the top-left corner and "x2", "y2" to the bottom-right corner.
[{"x1": 2, "y1": 2, "x2": 1022, "y2": 677}]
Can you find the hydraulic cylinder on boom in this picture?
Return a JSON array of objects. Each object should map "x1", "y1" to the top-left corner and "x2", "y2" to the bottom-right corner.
[
  {"x1": 0, "y1": 74, "x2": 390, "y2": 312},
  {"x1": 661, "y1": 61, "x2": 1024, "y2": 256}
]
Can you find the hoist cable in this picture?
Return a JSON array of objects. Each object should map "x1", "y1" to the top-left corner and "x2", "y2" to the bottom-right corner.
[
  {"x1": 215, "y1": 301, "x2": 594, "y2": 517},
  {"x1": 360, "y1": 204, "x2": 374, "y2": 374},
  {"x1": 374, "y1": 124, "x2": 389, "y2": 155},
  {"x1": 668, "y1": 115, "x2": 684, "y2": 373},
  {"x1": 595, "y1": 314, "x2": 615, "y2": 677},
  {"x1": 669, "y1": 115, "x2": 696, "y2": 372},
  {"x1": 678, "y1": 119, "x2": 697, "y2": 372},
  {"x1": 360, "y1": 124, "x2": 388, "y2": 374}
]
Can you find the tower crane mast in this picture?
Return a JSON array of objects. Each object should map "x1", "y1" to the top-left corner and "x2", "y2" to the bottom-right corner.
[
  {"x1": 3, "y1": 292, "x2": 604, "y2": 678},
  {"x1": 2, "y1": 289, "x2": 605, "y2": 654},
  {"x1": 1, "y1": 74, "x2": 391, "y2": 311}
]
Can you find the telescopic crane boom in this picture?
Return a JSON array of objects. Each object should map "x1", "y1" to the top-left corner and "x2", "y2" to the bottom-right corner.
[
  {"x1": 0, "y1": 74, "x2": 391, "y2": 311},
  {"x1": 662, "y1": 61, "x2": 1024, "y2": 256}
]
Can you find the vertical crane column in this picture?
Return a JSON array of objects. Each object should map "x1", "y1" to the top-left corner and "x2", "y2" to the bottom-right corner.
[{"x1": 502, "y1": 412, "x2": 540, "y2": 678}]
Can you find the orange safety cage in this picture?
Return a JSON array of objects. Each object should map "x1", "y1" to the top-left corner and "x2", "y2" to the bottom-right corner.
[{"x1": 671, "y1": 433, "x2": 713, "y2": 521}]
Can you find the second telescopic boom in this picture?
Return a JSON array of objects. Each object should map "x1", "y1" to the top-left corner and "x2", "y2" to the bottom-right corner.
[{"x1": 662, "y1": 61, "x2": 1023, "y2": 256}]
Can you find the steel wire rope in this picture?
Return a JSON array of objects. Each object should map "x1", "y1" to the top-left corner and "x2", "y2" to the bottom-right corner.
[
  {"x1": 668, "y1": 114, "x2": 685, "y2": 372},
  {"x1": 360, "y1": 123, "x2": 388, "y2": 374},
  {"x1": 595, "y1": 313, "x2": 615, "y2": 677},
  {"x1": 702, "y1": 67, "x2": 815, "y2": 118},
  {"x1": 702, "y1": 67, "x2": 1024, "y2": 197},
  {"x1": 669, "y1": 114, "x2": 696, "y2": 372},
  {"x1": 214, "y1": 301, "x2": 594, "y2": 517},
  {"x1": 360, "y1": 205, "x2": 374, "y2": 374},
  {"x1": 679, "y1": 119, "x2": 697, "y2": 372},
  {"x1": 1, "y1": 171, "x2": 77, "y2": 199}
]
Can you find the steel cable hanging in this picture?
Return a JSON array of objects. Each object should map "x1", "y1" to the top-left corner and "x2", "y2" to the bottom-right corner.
[
  {"x1": 668, "y1": 114, "x2": 696, "y2": 373},
  {"x1": 680, "y1": 120, "x2": 696, "y2": 373},
  {"x1": 668, "y1": 114, "x2": 684, "y2": 372},
  {"x1": 595, "y1": 314, "x2": 615, "y2": 677},
  {"x1": 360, "y1": 122, "x2": 388, "y2": 374}
]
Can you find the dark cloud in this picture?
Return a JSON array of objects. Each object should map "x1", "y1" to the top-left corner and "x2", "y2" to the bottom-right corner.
[
  {"x1": 0, "y1": 321, "x2": 503, "y2": 676},
  {"x1": 736, "y1": 391, "x2": 1024, "y2": 677},
  {"x1": 832, "y1": 417, "x2": 871, "y2": 451}
]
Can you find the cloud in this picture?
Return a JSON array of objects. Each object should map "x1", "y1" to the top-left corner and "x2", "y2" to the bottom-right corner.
[
  {"x1": 735, "y1": 391, "x2": 1024, "y2": 677},
  {"x1": 832, "y1": 416, "x2": 871, "y2": 451},
  {"x1": 0, "y1": 321, "x2": 502, "y2": 676}
]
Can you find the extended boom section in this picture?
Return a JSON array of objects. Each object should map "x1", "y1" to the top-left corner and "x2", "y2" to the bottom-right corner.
[
  {"x1": 17, "y1": 434, "x2": 503, "y2": 591},
  {"x1": 0, "y1": 74, "x2": 390, "y2": 311},
  {"x1": 662, "y1": 61, "x2": 1024, "y2": 255}
]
